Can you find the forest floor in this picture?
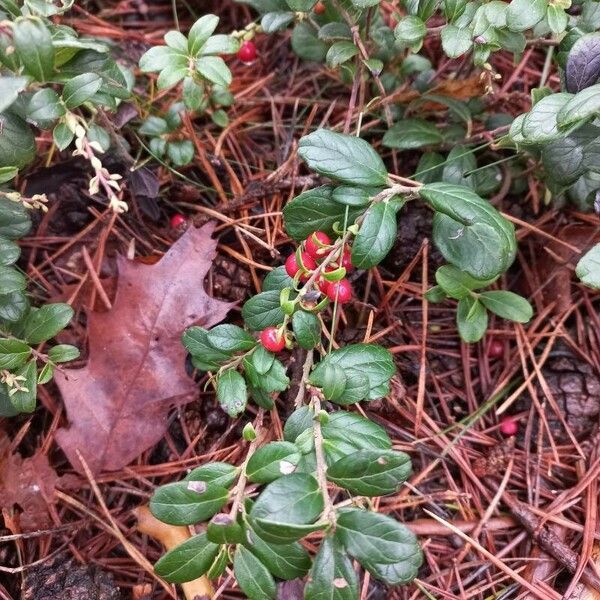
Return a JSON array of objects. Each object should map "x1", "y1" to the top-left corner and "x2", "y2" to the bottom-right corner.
[{"x1": 1, "y1": 1, "x2": 600, "y2": 599}]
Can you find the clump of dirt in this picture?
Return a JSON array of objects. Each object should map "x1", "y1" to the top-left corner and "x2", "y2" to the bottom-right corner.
[{"x1": 22, "y1": 554, "x2": 121, "y2": 600}]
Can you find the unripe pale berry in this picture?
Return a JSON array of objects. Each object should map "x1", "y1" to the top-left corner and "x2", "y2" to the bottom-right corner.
[
  {"x1": 326, "y1": 279, "x2": 352, "y2": 304},
  {"x1": 499, "y1": 416, "x2": 518, "y2": 436},
  {"x1": 260, "y1": 326, "x2": 285, "y2": 352},
  {"x1": 170, "y1": 214, "x2": 186, "y2": 228},
  {"x1": 237, "y1": 40, "x2": 257, "y2": 63},
  {"x1": 285, "y1": 252, "x2": 317, "y2": 279},
  {"x1": 305, "y1": 231, "x2": 331, "y2": 259}
]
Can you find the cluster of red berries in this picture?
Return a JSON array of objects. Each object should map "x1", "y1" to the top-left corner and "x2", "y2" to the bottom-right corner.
[
  {"x1": 258, "y1": 231, "x2": 354, "y2": 353},
  {"x1": 284, "y1": 231, "x2": 353, "y2": 304}
]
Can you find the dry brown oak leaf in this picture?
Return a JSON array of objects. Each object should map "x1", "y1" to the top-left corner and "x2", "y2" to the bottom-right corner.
[
  {"x1": 0, "y1": 435, "x2": 59, "y2": 530},
  {"x1": 55, "y1": 223, "x2": 232, "y2": 474}
]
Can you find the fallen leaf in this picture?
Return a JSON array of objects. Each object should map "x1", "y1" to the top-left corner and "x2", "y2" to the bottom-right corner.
[
  {"x1": 55, "y1": 223, "x2": 233, "y2": 474},
  {"x1": 0, "y1": 434, "x2": 59, "y2": 531}
]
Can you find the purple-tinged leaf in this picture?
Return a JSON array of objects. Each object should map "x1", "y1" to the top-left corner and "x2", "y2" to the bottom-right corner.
[{"x1": 566, "y1": 33, "x2": 600, "y2": 93}]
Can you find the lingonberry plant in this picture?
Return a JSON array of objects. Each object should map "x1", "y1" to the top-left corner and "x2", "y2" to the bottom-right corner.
[
  {"x1": 138, "y1": 13, "x2": 239, "y2": 150},
  {"x1": 148, "y1": 128, "x2": 534, "y2": 596}
]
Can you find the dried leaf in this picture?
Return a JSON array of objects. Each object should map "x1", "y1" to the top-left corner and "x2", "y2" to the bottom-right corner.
[
  {"x1": 55, "y1": 224, "x2": 232, "y2": 474},
  {"x1": 0, "y1": 435, "x2": 59, "y2": 530}
]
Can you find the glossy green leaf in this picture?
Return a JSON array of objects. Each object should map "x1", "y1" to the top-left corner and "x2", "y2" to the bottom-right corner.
[
  {"x1": 0, "y1": 338, "x2": 31, "y2": 370},
  {"x1": 351, "y1": 201, "x2": 398, "y2": 269},
  {"x1": 456, "y1": 296, "x2": 488, "y2": 342},
  {"x1": 22, "y1": 303, "x2": 73, "y2": 344},
  {"x1": 63, "y1": 72, "x2": 103, "y2": 108},
  {"x1": 242, "y1": 290, "x2": 285, "y2": 331},
  {"x1": 216, "y1": 368, "x2": 247, "y2": 416},
  {"x1": 185, "y1": 462, "x2": 239, "y2": 488},
  {"x1": 13, "y1": 17, "x2": 55, "y2": 81},
  {"x1": 149, "y1": 480, "x2": 229, "y2": 525},
  {"x1": 250, "y1": 473, "x2": 323, "y2": 524},
  {"x1": 196, "y1": 56, "x2": 232, "y2": 86},
  {"x1": 0, "y1": 113, "x2": 36, "y2": 170},
  {"x1": 207, "y1": 324, "x2": 257, "y2": 352},
  {"x1": 188, "y1": 14, "x2": 219, "y2": 55},
  {"x1": 305, "y1": 537, "x2": 358, "y2": 600},
  {"x1": 292, "y1": 310, "x2": 321, "y2": 349},
  {"x1": 576, "y1": 243, "x2": 600, "y2": 289},
  {"x1": 0, "y1": 76, "x2": 29, "y2": 113},
  {"x1": 558, "y1": 84, "x2": 600, "y2": 128},
  {"x1": 478, "y1": 290, "x2": 533, "y2": 322},
  {"x1": 335, "y1": 508, "x2": 422, "y2": 576},
  {"x1": 435, "y1": 265, "x2": 495, "y2": 299},
  {"x1": 283, "y1": 186, "x2": 362, "y2": 240},
  {"x1": 298, "y1": 130, "x2": 388, "y2": 186},
  {"x1": 154, "y1": 533, "x2": 219, "y2": 583},
  {"x1": 206, "y1": 513, "x2": 245, "y2": 544},
  {"x1": 4, "y1": 359, "x2": 37, "y2": 414},
  {"x1": 394, "y1": 16, "x2": 426, "y2": 47},
  {"x1": 310, "y1": 344, "x2": 395, "y2": 402},
  {"x1": 247, "y1": 441, "x2": 301, "y2": 483},
  {"x1": 506, "y1": 0, "x2": 547, "y2": 31},
  {"x1": 47, "y1": 344, "x2": 80, "y2": 363},
  {"x1": 0, "y1": 266, "x2": 26, "y2": 294},
  {"x1": 383, "y1": 119, "x2": 443, "y2": 150},
  {"x1": 0, "y1": 237, "x2": 20, "y2": 266},
  {"x1": 326, "y1": 41, "x2": 358, "y2": 68},
  {"x1": 521, "y1": 93, "x2": 573, "y2": 143},
  {"x1": 327, "y1": 449, "x2": 412, "y2": 496},
  {"x1": 233, "y1": 545, "x2": 277, "y2": 600},
  {"x1": 244, "y1": 529, "x2": 311, "y2": 580}
]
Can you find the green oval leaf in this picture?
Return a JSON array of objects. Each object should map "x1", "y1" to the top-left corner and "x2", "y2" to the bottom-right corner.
[{"x1": 154, "y1": 533, "x2": 219, "y2": 583}]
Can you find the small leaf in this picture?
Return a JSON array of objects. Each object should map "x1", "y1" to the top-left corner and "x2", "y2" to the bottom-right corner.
[
  {"x1": 149, "y1": 480, "x2": 229, "y2": 525},
  {"x1": 456, "y1": 296, "x2": 488, "y2": 343},
  {"x1": 0, "y1": 237, "x2": 20, "y2": 266},
  {"x1": 327, "y1": 449, "x2": 412, "y2": 496},
  {"x1": 435, "y1": 265, "x2": 495, "y2": 299},
  {"x1": 298, "y1": 130, "x2": 388, "y2": 187},
  {"x1": 261, "y1": 12, "x2": 295, "y2": 33},
  {"x1": 27, "y1": 89, "x2": 65, "y2": 123},
  {"x1": 63, "y1": 73, "x2": 103, "y2": 108},
  {"x1": 207, "y1": 324, "x2": 257, "y2": 352},
  {"x1": 185, "y1": 461, "x2": 238, "y2": 488},
  {"x1": 206, "y1": 513, "x2": 245, "y2": 544},
  {"x1": 305, "y1": 537, "x2": 358, "y2": 600},
  {"x1": 0, "y1": 339, "x2": 31, "y2": 370},
  {"x1": 383, "y1": 119, "x2": 443, "y2": 150},
  {"x1": 247, "y1": 441, "x2": 301, "y2": 483},
  {"x1": 576, "y1": 243, "x2": 600, "y2": 289},
  {"x1": 441, "y1": 24, "x2": 472, "y2": 58},
  {"x1": 154, "y1": 533, "x2": 220, "y2": 583},
  {"x1": 394, "y1": 16, "x2": 426, "y2": 48},
  {"x1": 521, "y1": 93, "x2": 573, "y2": 143},
  {"x1": 558, "y1": 84, "x2": 600, "y2": 128},
  {"x1": 283, "y1": 186, "x2": 363, "y2": 241},
  {"x1": 506, "y1": 0, "x2": 547, "y2": 32},
  {"x1": 244, "y1": 530, "x2": 311, "y2": 580},
  {"x1": 326, "y1": 41, "x2": 358, "y2": 68},
  {"x1": 188, "y1": 14, "x2": 219, "y2": 55},
  {"x1": 48, "y1": 344, "x2": 80, "y2": 363},
  {"x1": 233, "y1": 546, "x2": 277, "y2": 600},
  {"x1": 478, "y1": 291, "x2": 533, "y2": 322},
  {"x1": 351, "y1": 201, "x2": 398, "y2": 269},
  {"x1": 216, "y1": 368, "x2": 247, "y2": 416},
  {"x1": 196, "y1": 56, "x2": 232, "y2": 87},
  {"x1": 335, "y1": 508, "x2": 422, "y2": 579},
  {"x1": 242, "y1": 290, "x2": 286, "y2": 331},
  {"x1": 13, "y1": 17, "x2": 55, "y2": 81},
  {"x1": 292, "y1": 311, "x2": 321, "y2": 349},
  {"x1": 4, "y1": 360, "x2": 37, "y2": 414},
  {"x1": 565, "y1": 33, "x2": 600, "y2": 94},
  {"x1": 310, "y1": 344, "x2": 395, "y2": 402},
  {"x1": 0, "y1": 76, "x2": 29, "y2": 113},
  {"x1": 250, "y1": 473, "x2": 324, "y2": 525},
  {"x1": 0, "y1": 266, "x2": 26, "y2": 295},
  {"x1": 22, "y1": 303, "x2": 73, "y2": 344}
]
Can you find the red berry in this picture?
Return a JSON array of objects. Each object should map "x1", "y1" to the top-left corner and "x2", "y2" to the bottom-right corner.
[
  {"x1": 237, "y1": 40, "x2": 257, "y2": 63},
  {"x1": 170, "y1": 213, "x2": 186, "y2": 228},
  {"x1": 305, "y1": 231, "x2": 332, "y2": 260},
  {"x1": 326, "y1": 279, "x2": 353, "y2": 304},
  {"x1": 340, "y1": 249, "x2": 352, "y2": 271},
  {"x1": 499, "y1": 416, "x2": 518, "y2": 437},
  {"x1": 285, "y1": 252, "x2": 317, "y2": 279},
  {"x1": 487, "y1": 339, "x2": 505, "y2": 359},
  {"x1": 260, "y1": 326, "x2": 285, "y2": 352},
  {"x1": 314, "y1": 1, "x2": 326, "y2": 14}
]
